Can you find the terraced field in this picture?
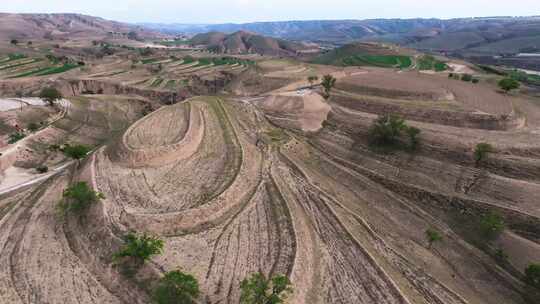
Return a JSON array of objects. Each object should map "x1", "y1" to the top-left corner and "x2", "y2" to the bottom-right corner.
[{"x1": 1, "y1": 45, "x2": 540, "y2": 304}]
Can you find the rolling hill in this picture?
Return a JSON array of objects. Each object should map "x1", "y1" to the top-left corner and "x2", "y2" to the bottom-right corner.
[
  {"x1": 190, "y1": 31, "x2": 316, "y2": 55},
  {"x1": 0, "y1": 13, "x2": 162, "y2": 41},
  {"x1": 144, "y1": 17, "x2": 540, "y2": 55}
]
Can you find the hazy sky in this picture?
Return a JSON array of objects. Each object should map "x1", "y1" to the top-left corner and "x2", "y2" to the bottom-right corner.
[{"x1": 1, "y1": 0, "x2": 540, "y2": 24}]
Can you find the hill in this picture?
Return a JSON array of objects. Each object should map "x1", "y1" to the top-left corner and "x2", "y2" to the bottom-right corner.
[
  {"x1": 144, "y1": 17, "x2": 540, "y2": 70},
  {"x1": 190, "y1": 31, "x2": 315, "y2": 55},
  {"x1": 312, "y1": 42, "x2": 413, "y2": 68},
  {"x1": 0, "y1": 13, "x2": 162, "y2": 41}
]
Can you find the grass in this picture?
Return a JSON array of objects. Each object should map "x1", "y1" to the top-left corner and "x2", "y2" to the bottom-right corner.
[
  {"x1": 150, "y1": 78, "x2": 164, "y2": 87},
  {"x1": 0, "y1": 58, "x2": 42, "y2": 71},
  {"x1": 0, "y1": 53, "x2": 27, "y2": 64},
  {"x1": 165, "y1": 80, "x2": 176, "y2": 89},
  {"x1": 417, "y1": 55, "x2": 448, "y2": 71},
  {"x1": 508, "y1": 69, "x2": 540, "y2": 86},
  {"x1": 342, "y1": 55, "x2": 412, "y2": 68},
  {"x1": 141, "y1": 58, "x2": 161, "y2": 64},
  {"x1": 155, "y1": 39, "x2": 191, "y2": 47},
  {"x1": 10, "y1": 63, "x2": 78, "y2": 78}
]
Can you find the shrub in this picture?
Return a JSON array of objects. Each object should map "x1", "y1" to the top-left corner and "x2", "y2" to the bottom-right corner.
[
  {"x1": 498, "y1": 78, "x2": 520, "y2": 93},
  {"x1": 368, "y1": 114, "x2": 407, "y2": 148},
  {"x1": 153, "y1": 270, "x2": 200, "y2": 304},
  {"x1": 114, "y1": 233, "x2": 164, "y2": 265},
  {"x1": 321, "y1": 74, "x2": 336, "y2": 100},
  {"x1": 240, "y1": 273, "x2": 292, "y2": 304},
  {"x1": 307, "y1": 75, "x2": 319, "y2": 87},
  {"x1": 406, "y1": 126, "x2": 421, "y2": 151},
  {"x1": 36, "y1": 165, "x2": 49, "y2": 173},
  {"x1": 8, "y1": 132, "x2": 26, "y2": 144},
  {"x1": 39, "y1": 87, "x2": 62, "y2": 106},
  {"x1": 57, "y1": 181, "x2": 104, "y2": 215},
  {"x1": 62, "y1": 144, "x2": 91, "y2": 160},
  {"x1": 525, "y1": 263, "x2": 540, "y2": 289},
  {"x1": 461, "y1": 74, "x2": 473, "y2": 82},
  {"x1": 494, "y1": 248, "x2": 509, "y2": 264},
  {"x1": 27, "y1": 122, "x2": 40, "y2": 132},
  {"x1": 10, "y1": 39, "x2": 18, "y2": 45},
  {"x1": 425, "y1": 229, "x2": 443, "y2": 248},
  {"x1": 479, "y1": 212, "x2": 505, "y2": 240},
  {"x1": 474, "y1": 143, "x2": 493, "y2": 166}
]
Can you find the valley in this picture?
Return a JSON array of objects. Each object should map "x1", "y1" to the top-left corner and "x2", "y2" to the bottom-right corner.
[{"x1": 0, "y1": 12, "x2": 540, "y2": 304}]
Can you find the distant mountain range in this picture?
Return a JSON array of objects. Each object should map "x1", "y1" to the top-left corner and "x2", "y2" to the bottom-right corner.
[
  {"x1": 141, "y1": 17, "x2": 540, "y2": 55},
  {"x1": 0, "y1": 13, "x2": 162, "y2": 41},
  {"x1": 190, "y1": 31, "x2": 316, "y2": 55}
]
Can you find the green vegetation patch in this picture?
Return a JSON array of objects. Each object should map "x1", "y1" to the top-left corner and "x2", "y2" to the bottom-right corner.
[
  {"x1": 342, "y1": 54, "x2": 412, "y2": 68},
  {"x1": 508, "y1": 70, "x2": 540, "y2": 86},
  {"x1": 0, "y1": 53, "x2": 27, "y2": 64},
  {"x1": 155, "y1": 39, "x2": 191, "y2": 47},
  {"x1": 141, "y1": 58, "x2": 162, "y2": 64},
  {"x1": 417, "y1": 55, "x2": 448, "y2": 71},
  {"x1": 150, "y1": 77, "x2": 164, "y2": 87},
  {"x1": 0, "y1": 58, "x2": 42, "y2": 71},
  {"x1": 10, "y1": 63, "x2": 78, "y2": 78}
]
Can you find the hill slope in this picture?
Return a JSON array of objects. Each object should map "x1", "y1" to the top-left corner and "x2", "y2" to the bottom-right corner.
[
  {"x1": 145, "y1": 17, "x2": 540, "y2": 54},
  {"x1": 191, "y1": 31, "x2": 315, "y2": 55},
  {"x1": 0, "y1": 13, "x2": 161, "y2": 41}
]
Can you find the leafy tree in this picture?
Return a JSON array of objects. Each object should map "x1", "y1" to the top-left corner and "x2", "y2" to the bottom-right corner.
[
  {"x1": 27, "y1": 122, "x2": 40, "y2": 132},
  {"x1": 474, "y1": 143, "x2": 493, "y2": 166},
  {"x1": 127, "y1": 31, "x2": 139, "y2": 41},
  {"x1": 479, "y1": 212, "x2": 505, "y2": 240},
  {"x1": 461, "y1": 74, "x2": 473, "y2": 82},
  {"x1": 406, "y1": 126, "x2": 421, "y2": 151},
  {"x1": 36, "y1": 165, "x2": 49, "y2": 173},
  {"x1": 8, "y1": 132, "x2": 26, "y2": 144},
  {"x1": 57, "y1": 181, "x2": 104, "y2": 215},
  {"x1": 425, "y1": 229, "x2": 443, "y2": 248},
  {"x1": 498, "y1": 78, "x2": 520, "y2": 93},
  {"x1": 153, "y1": 270, "x2": 200, "y2": 304},
  {"x1": 240, "y1": 272, "x2": 292, "y2": 304},
  {"x1": 368, "y1": 114, "x2": 407, "y2": 148},
  {"x1": 114, "y1": 232, "x2": 164, "y2": 264},
  {"x1": 321, "y1": 74, "x2": 336, "y2": 100},
  {"x1": 10, "y1": 39, "x2": 18, "y2": 45},
  {"x1": 307, "y1": 75, "x2": 319, "y2": 88},
  {"x1": 39, "y1": 87, "x2": 63, "y2": 106},
  {"x1": 62, "y1": 144, "x2": 91, "y2": 160},
  {"x1": 525, "y1": 263, "x2": 540, "y2": 289}
]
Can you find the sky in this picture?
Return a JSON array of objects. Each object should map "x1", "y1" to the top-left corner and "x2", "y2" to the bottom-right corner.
[{"x1": 1, "y1": 0, "x2": 540, "y2": 24}]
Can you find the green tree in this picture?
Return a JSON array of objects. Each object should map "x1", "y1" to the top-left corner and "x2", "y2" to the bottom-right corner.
[
  {"x1": 321, "y1": 74, "x2": 336, "y2": 100},
  {"x1": 368, "y1": 114, "x2": 407, "y2": 148},
  {"x1": 498, "y1": 78, "x2": 520, "y2": 93},
  {"x1": 114, "y1": 232, "x2": 164, "y2": 264},
  {"x1": 479, "y1": 212, "x2": 505, "y2": 240},
  {"x1": 525, "y1": 264, "x2": 540, "y2": 289},
  {"x1": 62, "y1": 144, "x2": 91, "y2": 160},
  {"x1": 307, "y1": 75, "x2": 319, "y2": 88},
  {"x1": 461, "y1": 74, "x2": 473, "y2": 82},
  {"x1": 474, "y1": 143, "x2": 493, "y2": 166},
  {"x1": 425, "y1": 229, "x2": 443, "y2": 249},
  {"x1": 57, "y1": 181, "x2": 104, "y2": 215},
  {"x1": 406, "y1": 126, "x2": 421, "y2": 151},
  {"x1": 153, "y1": 270, "x2": 200, "y2": 304},
  {"x1": 240, "y1": 272, "x2": 292, "y2": 304},
  {"x1": 39, "y1": 87, "x2": 63, "y2": 106}
]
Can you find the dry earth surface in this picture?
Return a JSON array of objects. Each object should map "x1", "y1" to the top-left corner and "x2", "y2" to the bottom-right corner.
[{"x1": 0, "y1": 38, "x2": 540, "y2": 304}]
